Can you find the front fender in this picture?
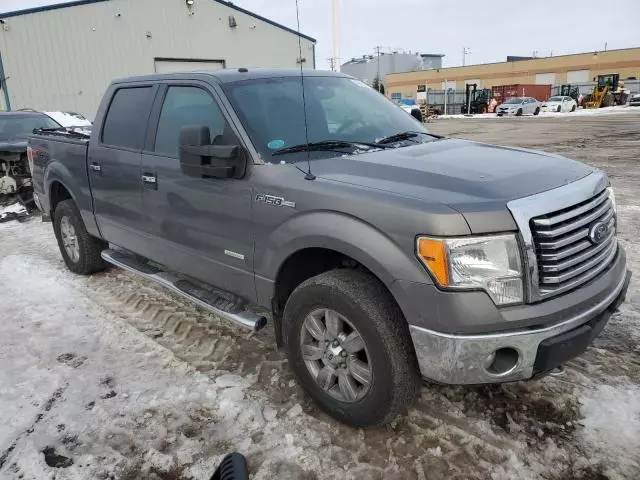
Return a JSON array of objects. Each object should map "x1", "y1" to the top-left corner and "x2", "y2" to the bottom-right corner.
[{"x1": 256, "y1": 210, "x2": 432, "y2": 290}]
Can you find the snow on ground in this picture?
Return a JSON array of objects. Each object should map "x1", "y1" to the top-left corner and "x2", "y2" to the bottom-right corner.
[
  {"x1": 0, "y1": 225, "x2": 336, "y2": 479},
  {"x1": 436, "y1": 105, "x2": 640, "y2": 120}
]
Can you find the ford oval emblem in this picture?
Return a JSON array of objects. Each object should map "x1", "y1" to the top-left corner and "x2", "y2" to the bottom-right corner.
[{"x1": 589, "y1": 221, "x2": 609, "y2": 245}]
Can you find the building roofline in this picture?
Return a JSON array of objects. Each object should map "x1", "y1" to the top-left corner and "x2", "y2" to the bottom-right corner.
[
  {"x1": 387, "y1": 46, "x2": 640, "y2": 77},
  {"x1": 0, "y1": 0, "x2": 317, "y2": 42}
]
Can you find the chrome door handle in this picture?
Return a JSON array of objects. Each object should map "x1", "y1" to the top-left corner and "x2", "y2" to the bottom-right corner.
[
  {"x1": 141, "y1": 175, "x2": 156, "y2": 184},
  {"x1": 89, "y1": 163, "x2": 101, "y2": 172}
]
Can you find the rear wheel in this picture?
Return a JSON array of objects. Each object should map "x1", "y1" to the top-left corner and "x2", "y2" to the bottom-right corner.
[
  {"x1": 53, "y1": 199, "x2": 107, "y2": 275},
  {"x1": 283, "y1": 269, "x2": 420, "y2": 427}
]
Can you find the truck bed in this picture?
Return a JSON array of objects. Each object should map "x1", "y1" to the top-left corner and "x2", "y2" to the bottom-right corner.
[{"x1": 28, "y1": 129, "x2": 93, "y2": 223}]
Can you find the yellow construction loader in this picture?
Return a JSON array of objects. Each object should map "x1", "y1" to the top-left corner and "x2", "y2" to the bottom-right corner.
[{"x1": 584, "y1": 74, "x2": 630, "y2": 108}]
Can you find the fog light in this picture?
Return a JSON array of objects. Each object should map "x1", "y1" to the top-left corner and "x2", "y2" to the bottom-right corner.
[{"x1": 485, "y1": 347, "x2": 519, "y2": 375}]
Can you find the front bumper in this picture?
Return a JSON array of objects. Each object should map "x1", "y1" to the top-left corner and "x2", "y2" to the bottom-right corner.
[{"x1": 408, "y1": 263, "x2": 631, "y2": 385}]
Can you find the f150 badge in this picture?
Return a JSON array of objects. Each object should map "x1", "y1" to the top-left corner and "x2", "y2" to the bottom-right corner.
[{"x1": 255, "y1": 193, "x2": 296, "y2": 208}]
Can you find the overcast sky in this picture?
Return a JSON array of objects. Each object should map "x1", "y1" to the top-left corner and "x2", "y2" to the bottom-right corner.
[{"x1": 2, "y1": 0, "x2": 639, "y2": 70}]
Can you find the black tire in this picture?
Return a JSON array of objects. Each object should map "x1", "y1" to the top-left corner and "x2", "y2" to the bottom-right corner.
[
  {"x1": 602, "y1": 93, "x2": 614, "y2": 107},
  {"x1": 534, "y1": 107, "x2": 541, "y2": 115},
  {"x1": 516, "y1": 108, "x2": 523, "y2": 116},
  {"x1": 283, "y1": 269, "x2": 420, "y2": 427},
  {"x1": 53, "y1": 199, "x2": 107, "y2": 275},
  {"x1": 571, "y1": 105, "x2": 576, "y2": 112},
  {"x1": 557, "y1": 106, "x2": 562, "y2": 113}
]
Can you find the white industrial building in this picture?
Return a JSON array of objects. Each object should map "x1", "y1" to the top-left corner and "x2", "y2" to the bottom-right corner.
[{"x1": 0, "y1": 0, "x2": 316, "y2": 118}]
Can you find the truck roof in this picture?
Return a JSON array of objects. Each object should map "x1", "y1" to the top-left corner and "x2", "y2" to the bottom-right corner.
[{"x1": 112, "y1": 68, "x2": 350, "y2": 85}]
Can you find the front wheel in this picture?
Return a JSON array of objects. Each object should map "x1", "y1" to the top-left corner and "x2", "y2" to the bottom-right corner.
[
  {"x1": 571, "y1": 105, "x2": 576, "y2": 112},
  {"x1": 283, "y1": 269, "x2": 420, "y2": 427},
  {"x1": 534, "y1": 107, "x2": 541, "y2": 115},
  {"x1": 53, "y1": 199, "x2": 107, "y2": 274},
  {"x1": 516, "y1": 108, "x2": 523, "y2": 116}
]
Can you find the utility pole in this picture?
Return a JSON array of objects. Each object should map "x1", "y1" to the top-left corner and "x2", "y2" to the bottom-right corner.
[
  {"x1": 462, "y1": 47, "x2": 471, "y2": 66},
  {"x1": 375, "y1": 45, "x2": 383, "y2": 92},
  {"x1": 328, "y1": 58, "x2": 336, "y2": 72},
  {"x1": 332, "y1": 0, "x2": 340, "y2": 72}
]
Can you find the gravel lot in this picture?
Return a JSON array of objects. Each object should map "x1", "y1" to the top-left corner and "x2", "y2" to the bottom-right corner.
[{"x1": 1, "y1": 112, "x2": 639, "y2": 479}]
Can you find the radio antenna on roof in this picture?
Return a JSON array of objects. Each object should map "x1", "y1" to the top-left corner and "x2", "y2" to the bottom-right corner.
[{"x1": 295, "y1": 0, "x2": 315, "y2": 180}]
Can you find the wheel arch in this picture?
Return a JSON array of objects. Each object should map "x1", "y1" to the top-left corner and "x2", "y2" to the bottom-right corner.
[{"x1": 260, "y1": 211, "x2": 430, "y2": 346}]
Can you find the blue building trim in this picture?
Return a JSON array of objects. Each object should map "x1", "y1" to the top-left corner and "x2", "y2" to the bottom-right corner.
[
  {"x1": 0, "y1": 0, "x2": 317, "y2": 43},
  {"x1": 0, "y1": 51, "x2": 10, "y2": 111}
]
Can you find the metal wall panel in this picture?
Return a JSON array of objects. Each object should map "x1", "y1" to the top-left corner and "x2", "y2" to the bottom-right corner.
[{"x1": 0, "y1": 0, "x2": 315, "y2": 118}]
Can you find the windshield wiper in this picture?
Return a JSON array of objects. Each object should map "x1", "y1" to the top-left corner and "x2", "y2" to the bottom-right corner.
[
  {"x1": 376, "y1": 131, "x2": 444, "y2": 145},
  {"x1": 272, "y1": 140, "x2": 390, "y2": 156}
]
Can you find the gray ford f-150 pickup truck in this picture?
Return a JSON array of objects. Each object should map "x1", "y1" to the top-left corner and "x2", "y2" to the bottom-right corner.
[{"x1": 29, "y1": 69, "x2": 630, "y2": 427}]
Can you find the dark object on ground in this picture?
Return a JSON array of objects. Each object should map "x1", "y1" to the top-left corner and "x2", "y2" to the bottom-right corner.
[{"x1": 210, "y1": 453, "x2": 249, "y2": 480}]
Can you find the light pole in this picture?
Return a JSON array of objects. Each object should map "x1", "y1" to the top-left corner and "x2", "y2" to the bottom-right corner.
[
  {"x1": 462, "y1": 47, "x2": 471, "y2": 66},
  {"x1": 332, "y1": 0, "x2": 340, "y2": 72}
]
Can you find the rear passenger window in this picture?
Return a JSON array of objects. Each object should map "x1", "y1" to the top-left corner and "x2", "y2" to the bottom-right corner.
[
  {"x1": 154, "y1": 86, "x2": 228, "y2": 157},
  {"x1": 102, "y1": 87, "x2": 154, "y2": 150}
]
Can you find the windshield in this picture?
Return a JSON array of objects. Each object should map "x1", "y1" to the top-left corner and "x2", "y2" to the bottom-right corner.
[
  {"x1": 503, "y1": 98, "x2": 524, "y2": 104},
  {"x1": 547, "y1": 96, "x2": 563, "y2": 102},
  {"x1": 0, "y1": 114, "x2": 61, "y2": 141},
  {"x1": 223, "y1": 76, "x2": 430, "y2": 160}
]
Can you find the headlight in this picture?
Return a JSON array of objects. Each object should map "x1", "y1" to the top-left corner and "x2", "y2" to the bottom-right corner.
[
  {"x1": 417, "y1": 234, "x2": 523, "y2": 305},
  {"x1": 606, "y1": 186, "x2": 616, "y2": 213}
]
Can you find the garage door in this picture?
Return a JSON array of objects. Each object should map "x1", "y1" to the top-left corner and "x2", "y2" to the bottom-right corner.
[
  {"x1": 154, "y1": 59, "x2": 224, "y2": 74},
  {"x1": 567, "y1": 70, "x2": 590, "y2": 83},
  {"x1": 535, "y1": 73, "x2": 556, "y2": 85}
]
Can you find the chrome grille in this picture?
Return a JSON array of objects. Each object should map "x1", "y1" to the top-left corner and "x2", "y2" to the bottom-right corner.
[{"x1": 530, "y1": 188, "x2": 617, "y2": 298}]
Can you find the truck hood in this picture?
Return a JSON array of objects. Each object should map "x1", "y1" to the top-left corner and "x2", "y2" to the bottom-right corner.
[{"x1": 310, "y1": 138, "x2": 594, "y2": 233}]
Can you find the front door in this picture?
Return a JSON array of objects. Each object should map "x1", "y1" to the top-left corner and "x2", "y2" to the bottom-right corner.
[
  {"x1": 140, "y1": 82, "x2": 255, "y2": 301},
  {"x1": 88, "y1": 85, "x2": 157, "y2": 250}
]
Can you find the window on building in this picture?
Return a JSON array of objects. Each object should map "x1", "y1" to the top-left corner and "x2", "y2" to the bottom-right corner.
[
  {"x1": 154, "y1": 86, "x2": 229, "y2": 157},
  {"x1": 102, "y1": 87, "x2": 154, "y2": 150},
  {"x1": 391, "y1": 92, "x2": 402, "y2": 101}
]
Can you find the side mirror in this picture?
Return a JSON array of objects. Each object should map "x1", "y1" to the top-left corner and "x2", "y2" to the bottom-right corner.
[{"x1": 179, "y1": 126, "x2": 247, "y2": 179}]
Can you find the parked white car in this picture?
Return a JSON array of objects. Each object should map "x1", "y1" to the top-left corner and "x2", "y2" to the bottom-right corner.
[
  {"x1": 542, "y1": 96, "x2": 577, "y2": 113},
  {"x1": 495, "y1": 97, "x2": 541, "y2": 116},
  {"x1": 629, "y1": 93, "x2": 640, "y2": 107}
]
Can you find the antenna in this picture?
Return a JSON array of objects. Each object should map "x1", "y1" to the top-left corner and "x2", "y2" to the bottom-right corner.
[{"x1": 295, "y1": 0, "x2": 314, "y2": 180}]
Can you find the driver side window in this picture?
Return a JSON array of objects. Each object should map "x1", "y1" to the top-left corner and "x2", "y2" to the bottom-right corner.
[{"x1": 154, "y1": 86, "x2": 229, "y2": 158}]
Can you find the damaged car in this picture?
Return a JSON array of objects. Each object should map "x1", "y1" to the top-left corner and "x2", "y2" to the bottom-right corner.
[{"x1": 0, "y1": 111, "x2": 61, "y2": 210}]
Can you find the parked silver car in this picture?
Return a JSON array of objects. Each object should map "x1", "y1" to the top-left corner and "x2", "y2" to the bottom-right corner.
[
  {"x1": 629, "y1": 93, "x2": 640, "y2": 107},
  {"x1": 496, "y1": 97, "x2": 541, "y2": 116},
  {"x1": 542, "y1": 96, "x2": 578, "y2": 113}
]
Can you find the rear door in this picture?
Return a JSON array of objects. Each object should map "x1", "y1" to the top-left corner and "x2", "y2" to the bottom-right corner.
[
  {"x1": 88, "y1": 84, "x2": 158, "y2": 249},
  {"x1": 139, "y1": 81, "x2": 255, "y2": 301}
]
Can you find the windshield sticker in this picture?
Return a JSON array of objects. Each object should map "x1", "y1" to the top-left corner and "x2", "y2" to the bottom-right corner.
[{"x1": 267, "y1": 139, "x2": 285, "y2": 150}]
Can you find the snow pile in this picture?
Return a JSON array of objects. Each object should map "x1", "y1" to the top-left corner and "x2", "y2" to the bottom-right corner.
[
  {"x1": 579, "y1": 385, "x2": 640, "y2": 476},
  {"x1": 435, "y1": 105, "x2": 639, "y2": 120},
  {"x1": 0, "y1": 202, "x2": 28, "y2": 224}
]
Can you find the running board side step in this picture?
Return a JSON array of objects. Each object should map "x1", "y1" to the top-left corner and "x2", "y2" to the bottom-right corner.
[{"x1": 101, "y1": 249, "x2": 267, "y2": 332}]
